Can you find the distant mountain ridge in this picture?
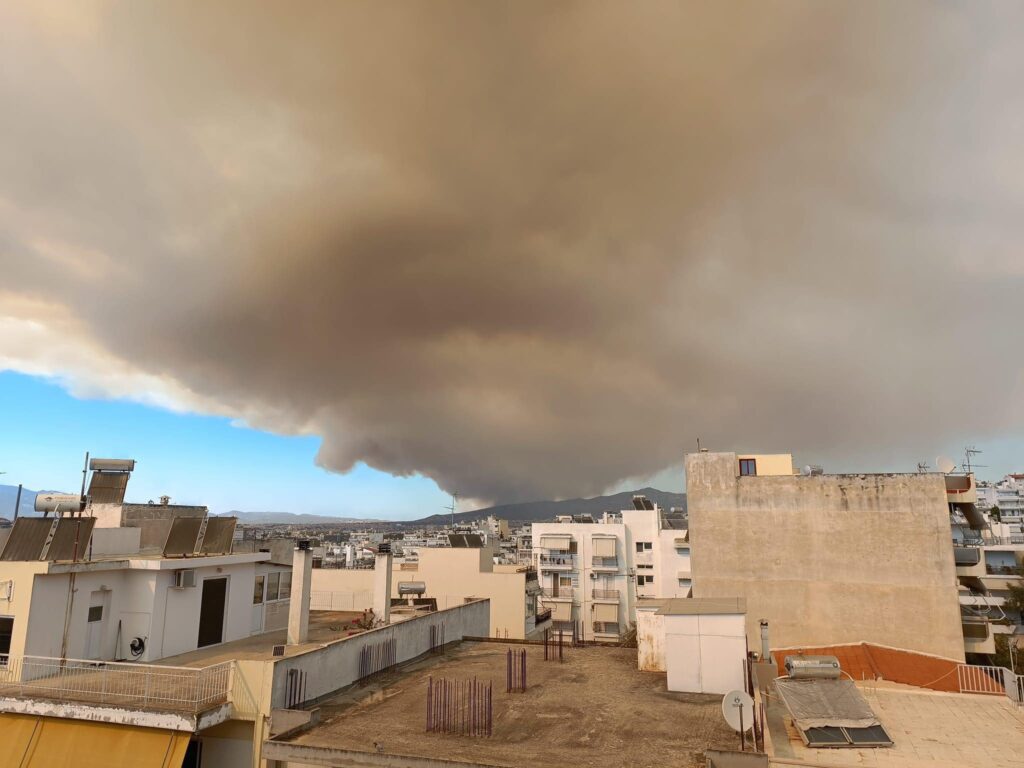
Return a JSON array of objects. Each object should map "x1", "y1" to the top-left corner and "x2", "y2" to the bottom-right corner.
[
  {"x1": 409, "y1": 487, "x2": 686, "y2": 525},
  {"x1": 0, "y1": 485, "x2": 47, "y2": 520},
  {"x1": 219, "y1": 511, "x2": 384, "y2": 524}
]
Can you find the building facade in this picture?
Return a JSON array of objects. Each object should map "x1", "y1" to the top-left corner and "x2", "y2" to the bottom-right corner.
[
  {"x1": 531, "y1": 498, "x2": 691, "y2": 643},
  {"x1": 686, "y1": 451, "x2": 965, "y2": 661}
]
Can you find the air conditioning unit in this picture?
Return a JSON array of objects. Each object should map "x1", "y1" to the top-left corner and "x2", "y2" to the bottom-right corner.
[
  {"x1": 173, "y1": 569, "x2": 196, "y2": 589},
  {"x1": 589, "y1": 573, "x2": 598, "y2": 580}
]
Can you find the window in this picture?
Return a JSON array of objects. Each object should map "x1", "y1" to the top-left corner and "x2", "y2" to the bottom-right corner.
[
  {"x1": 87, "y1": 605, "x2": 103, "y2": 622},
  {"x1": 279, "y1": 571, "x2": 292, "y2": 600},
  {"x1": 739, "y1": 458, "x2": 757, "y2": 476},
  {"x1": 253, "y1": 575, "x2": 265, "y2": 604},
  {"x1": 0, "y1": 617, "x2": 11, "y2": 665},
  {"x1": 636, "y1": 575, "x2": 654, "y2": 586},
  {"x1": 635, "y1": 541, "x2": 653, "y2": 553},
  {"x1": 267, "y1": 572, "x2": 281, "y2": 601}
]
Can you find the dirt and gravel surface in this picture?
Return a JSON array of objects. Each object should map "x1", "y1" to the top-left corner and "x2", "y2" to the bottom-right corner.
[{"x1": 287, "y1": 641, "x2": 738, "y2": 767}]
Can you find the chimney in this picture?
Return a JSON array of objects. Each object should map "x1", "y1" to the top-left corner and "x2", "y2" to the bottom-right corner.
[
  {"x1": 373, "y1": 543, "x2": 393, "y2": 625},
  {"x1": 287, "y1": 540, "x2": 313, "y2": 645}
]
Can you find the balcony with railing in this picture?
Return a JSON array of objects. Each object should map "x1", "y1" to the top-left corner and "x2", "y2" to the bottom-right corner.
[
  {"x1": 591, "y1": 589, "x2": 620, "y2": 601},
  {"x1": 538, "y1": 554, "x2": 576, "y2": 570},
  {"x1": 592, "y1": 622, "x2": 621, "y2": 638},
  {"x1": 0, "y1": 655, "x2": 231, "y2": 716},
  {"x1": 591, "y1": 556, "x2": 619, "y2": 572},
  {"x1": 985, "y1": 564, "x2": 1022, "y2": 576},
  {"x1": 534, "y1": 608, "x2": 552, "y2": 625},
  {"x1": 540, "y1": 588, "x2": 574, "y2": 601}
]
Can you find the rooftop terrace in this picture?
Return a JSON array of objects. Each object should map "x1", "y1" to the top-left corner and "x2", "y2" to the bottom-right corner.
[
  {"x1": 765, "y1": 680, "x2": 1024, "y2": 768},
  {"x1": 267, "y1": 641, "x2": 737, "y2": 768}
]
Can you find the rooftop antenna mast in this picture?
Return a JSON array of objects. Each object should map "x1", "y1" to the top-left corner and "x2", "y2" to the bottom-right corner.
[
  {"x1": 445, "y1": 492, "x2": 458, "y2": 529},
  {"x1": 916, "y1": 462, "x2": 930, "y2": 473},
  {"x1": 964, "y1": 446, "x2": 985, "y2": 474}
]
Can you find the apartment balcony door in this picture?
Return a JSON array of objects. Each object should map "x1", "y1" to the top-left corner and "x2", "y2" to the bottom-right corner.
[
  {"x1": 198, "y1": 577, "x2": 228, "y2": 648},
  {"x1": 85, "y1": 590, "x2": 109, "y2": 660}
]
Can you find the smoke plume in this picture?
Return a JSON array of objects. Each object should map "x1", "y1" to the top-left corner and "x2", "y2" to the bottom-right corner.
[{"x1": 2, "y1": 2, "x2": 1023, "y2": 501}]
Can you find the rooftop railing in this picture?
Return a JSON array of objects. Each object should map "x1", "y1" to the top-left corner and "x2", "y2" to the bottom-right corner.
[{"x1": 0, "y1": 655, "x2": 231, "y2": 713}]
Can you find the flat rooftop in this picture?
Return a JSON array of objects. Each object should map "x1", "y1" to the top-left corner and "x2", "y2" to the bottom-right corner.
[
  {"x1": 766, "y1": 680, "x2": 1024, "y2": 768},
  {"x1": 273, "y1": 641, "x2": 737, "y2": 768}
]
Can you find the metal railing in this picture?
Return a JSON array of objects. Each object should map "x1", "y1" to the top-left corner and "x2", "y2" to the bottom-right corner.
[
  {"x1": 591, "y1": 556, "x2": 619, "y2": 569},
  {"x1": 592, "y1": 589, "x2": 620, "y2": 600},
  {"x1": 540, "y1": 588, "x2": 573, "y2": 600},
  {"x1": 986, "y1": 565, "x2": 1022, "y2": 576},
  {"x1": 538, "y1": 555, "x2": 576, "y2": 568},
  {"x1": 534, "y1": 609, "x2": 552, "y2": 624},
  {"x1": 957, "y1": 664, "x2": 1023, "y2": 703},
  {"x1": 0, "y1": 656, "x2": 231, "y2": 713}
]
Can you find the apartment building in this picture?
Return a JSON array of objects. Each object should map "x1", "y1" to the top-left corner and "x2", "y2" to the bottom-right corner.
[
  {"x1": 531, "y1": 497, "x2": 691, "y2": 643},
  {"x1": 686, "y1": 451, "x2": 965, "y2": 661},
  {"x1": 0, "y1": 459, "x2": 493, "y2": 767},
  {"x1": 311, "y1": 540, "x2": 547, "y2": 639},
  {"x1": 950, "y1": 473, "x2": 1024, "y2": 657}
]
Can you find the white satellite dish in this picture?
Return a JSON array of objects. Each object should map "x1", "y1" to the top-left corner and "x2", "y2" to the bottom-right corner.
[
  {"x1": 936, "y1": 455, "x2": 957, "y2": 474},
  {"x1": 721, "y1": 689, "x2": 754, "y2": 733}
]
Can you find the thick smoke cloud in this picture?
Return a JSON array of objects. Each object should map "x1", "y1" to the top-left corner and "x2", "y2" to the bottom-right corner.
[{"x1": 2, "y1": 2, "x2": 1023, "y2": 502}]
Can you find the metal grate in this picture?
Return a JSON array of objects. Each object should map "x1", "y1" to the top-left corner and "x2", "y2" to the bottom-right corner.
[
  {"x1": 44, "y1": 518, "x2": 96, "y2": 561},
  {"x1": 163, "y1": 516, "x2": 204, "y2": 557},
  {"x1": 0, "y1": 519, "x2": 54, "y2": 561},
  {"x1": 198, "y1": 517, "x2": 236, "y2": 555},
  {"x1": 87, "y1": 472, "x2": 130, "y2": 505}
]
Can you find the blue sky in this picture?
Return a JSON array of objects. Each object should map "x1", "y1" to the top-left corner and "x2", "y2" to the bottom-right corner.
[
  {"x1": 1, "y1": 370, "x2": 1018, "y2": 520},
  {"x1": 0, "y1": 371, "x2": 456, "y2": 519}
]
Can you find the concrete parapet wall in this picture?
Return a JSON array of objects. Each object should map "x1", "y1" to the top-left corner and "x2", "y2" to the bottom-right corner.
[{"x1": 268, "y1": 599, "x2": 490, "y2": 709}]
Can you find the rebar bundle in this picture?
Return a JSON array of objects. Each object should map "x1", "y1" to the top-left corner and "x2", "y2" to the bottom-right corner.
[
  {"x1": 425, "y1": 676, "x2": 492, "y2": 737},
  {"x1": 358, "y1": 635, "x2": 397, "y2": 679},
  {"x1": 542, "y1": 628, "x2": 564, "y2": 662},
  {"x1": 506, "y1": 649, "x2": 527, "y2": 692}
]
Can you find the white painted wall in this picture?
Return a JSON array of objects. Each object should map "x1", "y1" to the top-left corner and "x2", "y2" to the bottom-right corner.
[{"x1": 664, "y1": 612, "x2": 746, "y2": 695}]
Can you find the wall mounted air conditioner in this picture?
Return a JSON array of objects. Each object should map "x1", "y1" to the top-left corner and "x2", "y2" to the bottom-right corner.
[{"x1": 173, "y1": 569, "x2": 196, "y2": 589}]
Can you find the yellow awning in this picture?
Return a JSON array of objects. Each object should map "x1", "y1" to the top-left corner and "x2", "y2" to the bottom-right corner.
[
  {"x1": 593, "y1": 603, "x2": 619, "y2": 623},
  {"x1": 551, "y1": 602, "x2": 573, "y2": 622},
  {"x1": 591, "y1": 538, "x2": 616, "y2": 557},
  {"x1": 0, "y1": 714, "x2": 190, "y2": 768}
]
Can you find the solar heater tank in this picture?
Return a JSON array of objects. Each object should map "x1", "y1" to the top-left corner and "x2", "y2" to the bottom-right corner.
[
  {"x1": 784, "y1": 655, "x2": 841, "y2": 679},
  {"x1": 398, "y1": 581, "x2": 426, "y2": 596},
  {"x1": 89, "y1": 458, "x2": 136, "y2": 472},
  {"x1": 34, "y1": 493, "x2": 84, "y2": 513}
]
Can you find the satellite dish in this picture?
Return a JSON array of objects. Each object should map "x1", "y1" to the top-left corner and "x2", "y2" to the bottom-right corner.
[
  {"x1": 936, "y1": 455, "x2": 957, "y2": 474},
  {"x1": 721, "y1": 689, "x2": 754, "y2": 733}
]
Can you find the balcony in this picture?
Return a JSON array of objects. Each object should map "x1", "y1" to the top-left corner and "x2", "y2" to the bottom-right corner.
[
  {"x1": 591, "y1": 589, "x2": 620, "y2": 601},
  {"x1": 962, "y1": 620, "x2": 996, "y2": 655},
  {"x1": 946, "y1": 474, "x2": 978, "y2": 505},
  {"x1": 0, "y1": 655, "x2": 230, "y2": 717},
  {"x1": 591, "y1": 622, "x2": 621, "y2": 639},
  {"x1": 539, "y1": 555, "x2": 576, "y2": 571},
  {"x1": 591, "y1": 556, "x2": 620, "y2": 572},
  {"x1": 534, "y1": 608, "x2": 552, "y2": 624},
  {"x1": 541, "y1": 588, "x2": 574, "y2": 601},
  {"x1": 986, "y1": 564, "x2": 1022, "y2": 576}
]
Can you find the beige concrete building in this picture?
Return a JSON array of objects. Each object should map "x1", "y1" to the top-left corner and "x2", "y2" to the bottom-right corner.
[
  {"x1": 311, "y1": 543, "x2": 547, "y2": 639},
  {"x1": 686, "y1": 451, "x2": 964, "y2": 661}
]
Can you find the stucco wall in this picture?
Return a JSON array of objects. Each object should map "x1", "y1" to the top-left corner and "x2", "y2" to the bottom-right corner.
[
  {"x1": 686, "y1": 451, "x2": 964, "y2": 661},
  {"x1": 268, "y1": 599, "x2": 490, "y2": 708}
]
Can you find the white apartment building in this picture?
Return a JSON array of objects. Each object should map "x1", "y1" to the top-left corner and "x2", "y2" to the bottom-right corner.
[
  {"x1": 531, "y1": 496, "x2": 690, "y2": 643},
  {"x1": 976, "y1": 474, "x2": 1024, "y2": 533}
]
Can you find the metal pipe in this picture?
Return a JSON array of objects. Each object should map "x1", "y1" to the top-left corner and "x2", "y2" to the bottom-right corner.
[{"x1": 12, "y1": 484, "x2": 22, "y2": 522}]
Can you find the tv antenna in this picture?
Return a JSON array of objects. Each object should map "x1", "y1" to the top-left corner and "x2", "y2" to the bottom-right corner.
[
  {"x1": 916, "y1": 462, "x2": 930, "y2": 473},
  {"x1": 963, "y1": 446, "x2": 986, "y2": 474},
  {"x1": 444, "y1": 492, "x2": 458, "y2": 528}
]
